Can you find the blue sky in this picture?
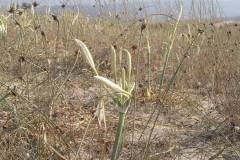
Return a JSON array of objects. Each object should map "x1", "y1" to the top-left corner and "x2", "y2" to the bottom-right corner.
[
  {"x1": 0, "y1": 0, "x2": 240, "y2": 18},
  {"x1": 218, "y1": 0, "x2": 240, "y2": 17}
]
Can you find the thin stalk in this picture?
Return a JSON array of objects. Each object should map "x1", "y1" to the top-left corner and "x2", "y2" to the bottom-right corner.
[
  {"x1": 111, "y1": 112, "x2": 126, "y2": 160},
  {"x1": 159, "y1": 6, "x2": 183, "y2": 91},
  {"x1": 142, "y1": 5, "x2": 183, "y2": 158},
  {"x1": 166, "y1": 33, "x2": 200, "y2": 92},
  {"x1": 130, "y1": 29, "x2": 143, "y2": 159},
  {"x1": 146, "y1": 35, "x2": 151, "y2": 96}
]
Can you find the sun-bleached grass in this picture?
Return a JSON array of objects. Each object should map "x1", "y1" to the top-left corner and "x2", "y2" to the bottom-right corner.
[{"x1": 1, "y1": 1, "x2": 240, "y2": 159}]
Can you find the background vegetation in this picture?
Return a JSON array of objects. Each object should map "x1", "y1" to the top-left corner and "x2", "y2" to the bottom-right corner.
[{"x1": 0, "y1": 0, "x2": 240, "y2": 159}]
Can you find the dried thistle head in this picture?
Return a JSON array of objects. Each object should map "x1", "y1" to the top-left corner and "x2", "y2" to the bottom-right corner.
[
  {"x1": 8, "y1": 2, "x2": 20, "y2": 14},
  {"x1": 34, "y1": 24, "x2": 41, "y2": 30},
  {"x1": 51, "y1": 14, "x2": 59, "y2": 24},
  {"x1": 40, "y1": 30, "x2": 46, "y2": 40},
  {"x1": 61, "y1": 4, "x2": 66, "y2": 8},
  {"x1": 18, "y1": 56, "x2": 25, "y2": 63},
  {"x1": 17, "y1": 9, "x2": 23, "y2": 16},
  {"x1": 131, "y1": 45, "x2": 137, "y2": 51},
  {"x1": 141, "y1": 23, "x2": 146, "y2": 32},
  {"x1": 197, "y1": 28, "x2": 204, "y2": 34},
  {"x1": 32, "y1": 1, "x2": 39, "y2": 8},
  {"x1": 8, "y1": 5, "x2": 15, "y2": 13}
]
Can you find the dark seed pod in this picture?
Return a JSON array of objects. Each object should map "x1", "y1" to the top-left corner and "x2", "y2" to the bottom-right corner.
[
  {"x1": 16, "y1": 9, "x2": 23, "y2": 15},
  {"x1": 34, "y1": 25, "x2": 41, "y2": 30},
  {"x1": 113, "y1": 44, "x2": 117, "y2": 50},
  {"x1": 227, "y1": 31, "x2": 232, "y2": 36},
  {"x1": 8, "y1": 6, "x2": 15, "y2": 13},
  {"x1": 32, "y1": 1, "x2": 39, "y2": 7},
  {"x1": 61, "y1": 4, "x2": 66, "y2": 8},
  {"x1": 51, "y1": 14, "x2": 59, "y2": 24},
  {"x1": 74, "y1": 50, "x2": 79, "y2": 56},
  {"x1": 131, "y1": 45, "x2": 137, "y2": 50},
  {"x1": 11, "y1": 90, "x2": 17, "y2": 96},
  {"x1": 138, "y1": 83, "x2": 143, "y2": 88},
  {"x1": 198, "y1": 28, "x2": 204, "y2": 34},
  {"x1": 141, "y1": 23, "x2": 146, "y2": 31},
  {"x1": 40, "y1": 31, "x2": 46, "y2": 38},
  {"x1": 138, "y1": 18, "x2": 144, "y2": 22},
  {"x1": 19, "y1": 56, "x2": 25, "y2": 63}
]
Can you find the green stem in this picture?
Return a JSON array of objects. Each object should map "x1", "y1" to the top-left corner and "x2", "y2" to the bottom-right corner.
[{"x1": 111, "y1": 112, "x2": 126, "y2": 160}]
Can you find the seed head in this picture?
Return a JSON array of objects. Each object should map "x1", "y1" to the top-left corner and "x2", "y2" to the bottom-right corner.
[
  {"x1": 8, "y1": 6, "x2": 15, "y2": 13},
  {"x1": 197, "y1": 28, "x2": 204, "y2": 34},
  {"x1": 141, "y1": 21, "x2": 147, "y2": 31},
  {"x1": 131, "y1": 45, "x2": 137, "y2": 51},
  {"x1": 32, "y1": 1, "x2": 39, "y2": 7},
  {"x1": 51, "y1": 14, "x2": 59, "y2": 23},
  {"x1": 61, "y1": 4, "x2": 66, "y2": 8}
]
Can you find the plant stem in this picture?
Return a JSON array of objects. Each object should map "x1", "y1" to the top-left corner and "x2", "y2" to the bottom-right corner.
[{"x1": 111, "y1": 112, "x2": 126, "y2": 160}]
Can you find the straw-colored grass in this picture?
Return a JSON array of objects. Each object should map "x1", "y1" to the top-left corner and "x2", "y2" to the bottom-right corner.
[{"x1": 1, "y1": 1, "x2": 240, "y2": 159}]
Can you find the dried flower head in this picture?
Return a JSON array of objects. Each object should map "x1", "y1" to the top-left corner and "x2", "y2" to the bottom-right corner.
[
  {"x1": 131, "y1": 45, "x2": 137, "y2": 50},
  {"x1": 61, "y1": 4, "x2": 66, "y2": 8},
  {"x1": 51, "y1": 14, "x2": 59, "y2": 23},
  {"x1": 141, "y1": 22, "x2": 146, "y2": 31},
  {"x1": 8, "y1": 6, "x2": 15, "y2": 13},
  {"x1": 32, "y1": 1, "x2": 39, "y2": 7}
]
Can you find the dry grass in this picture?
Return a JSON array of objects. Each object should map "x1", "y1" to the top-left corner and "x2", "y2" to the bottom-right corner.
[{"x1": 0, "y1": 3, "x2": 240, "y2": 160}]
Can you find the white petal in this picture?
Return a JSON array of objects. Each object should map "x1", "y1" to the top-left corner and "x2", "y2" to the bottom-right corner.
[
  {"x1": 95, "y1": 76, "x2": 131, "y2": 96},
  {"x1": 75, "y1": 39, "x2": 97, "y2": 74}
]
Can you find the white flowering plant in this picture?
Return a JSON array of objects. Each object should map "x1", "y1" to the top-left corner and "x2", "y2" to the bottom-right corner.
[{"x1": 75, "y1": 39, "x2": 134, "y2": 160}]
